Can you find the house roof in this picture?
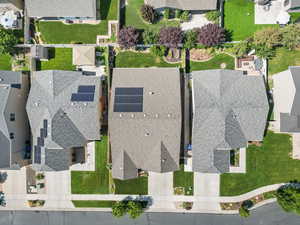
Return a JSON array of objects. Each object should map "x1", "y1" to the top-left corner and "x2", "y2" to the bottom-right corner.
[
  {"x1": 31, "y1": 45, "x2": 49, "y2": 60},
  {"x1": 26, "y1": 70, "x2": 101, "y2": 171},
  {"x1": 291, "y1": 0, "x2": 300, "y2": 8},
  {"x1": 26, "y1": 0, "x2": 96, "y2": 18},
  {"x1": 192, "y1": 70, "x2": 269, "y2": 173},
  {"x1": 145, "y1": 0, "x2": 218, "y2": 10},
  {"x1": 0, "y1": 71, "x2": 23, "y2": 168},
  {"x1": 73, "y1": 46, "x2": 95, "y2": 66},
  {"x1": 273, "y1": 66, "x2": 300, "y2": 132},
  {"x1": 109, "y1": 68, "x2": 182, "y2": 180}
]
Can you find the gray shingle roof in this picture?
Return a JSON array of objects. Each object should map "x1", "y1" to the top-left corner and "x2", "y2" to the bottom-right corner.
[
  {"x1": 26, "y1": 0, "x2": 96, "y2": 19},
  {"x1": 145, "y1": 0, "x2": 218, "y2": 10},
  {"x1": 291, "y1": 0, "x2": 300, "y2": 8},
  {"x1": 192, "y1": 70, "x2": 269, "y2": 173},
  {"x1": 26, "y1": 70, "x2": 101, "y2": 171},
  {"x1": 109, "y1": 68, "x2": 182, "y2": 180}
]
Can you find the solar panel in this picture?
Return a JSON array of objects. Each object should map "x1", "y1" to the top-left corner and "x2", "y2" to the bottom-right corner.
[
  {"x1": 34, "y1": 146, "x2": 41, "y2": 164},
  {"x1": 78, "y1": 85, "x2": 95, "y2": 93},
  {"x1": 43, "y1": 120, "x2": 48, "y2": 137},
  {"x1": 114, "y1": 104, "x2": 143, "y2": 112},
  {"x1": 115, "y1": 95, "x2": 143, "y2": 104},
  {"x1": 115, "y1": 88, "x2": 143, "y2": 96},
  {"x1": 71, "y1": 93, "x2": 94, "y2": 102}
]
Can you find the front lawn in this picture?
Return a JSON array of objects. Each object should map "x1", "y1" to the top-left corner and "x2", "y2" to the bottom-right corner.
[
  {"x1": 72, "y1": 200, "x2": 115, "y2": 208},
  {"x1": 36, "y1": 48, "x2": 75, "y2": 71},
  {"x1": 173, "y1": 164, "x2": 194, "y2": 195},
  {"x1": 0, "y1": 54, "x2": 12, "y2": 70},
  {"x1": 268, "y1": 48, "x2": 300, "y2": 75},
  {"x1": 290, "y1": 12, "x2": 300, "y2": 23},
  {"x1": 115, "y1": 51, "x2": 182, "y2": 68},
  {"x1": 123, "y1": 0, "x2": 180, "y2": 31},
  {"x1": 224, "y1": 0, "x2": 277, "y2": 41},
  {"x1": 71, "y1": 136, "x2": 110, "y2": 194},
  {"x1": 114, "y1": 177, "x2": 148, "y2": 195},
  {"x1": 220, "y1": 131, "x2": 300, "y2": 196},
  {"x1": 189, "y1": 53, "x2": 235, "y2": 72}
]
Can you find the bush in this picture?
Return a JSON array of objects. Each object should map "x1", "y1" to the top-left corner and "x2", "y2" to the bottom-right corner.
[
  {"x1": 197, "y1": 24, "x2": 225, "y2": 47},
  {"x1": 254, "y1": 44, "x2": 275, "y2": 59},
  {"x1": 205, "y1": 11, "x2": 221, "y2": 23},
  {"x1": 164, "y1": 8, "x2": 170, "y2": 20},
  {"x1": 239, "y1": 206, "x2": 250, "y2": 217},
  {"x1": 183, "y1": 30, "x2": 198, "y2": 49},
  {"x1": 142, "y1": 29, "x2": 158, "y2": 45},
  {"x1": 281, "y1": 24, "x2": 300, "y2": 50},
  {"x1": 36, "y1": 173, "x2": 45, "y2": 180},
  {"x1": 0, "y1": 29, "x2": 18, "y2": 55},
  {"x1": 159, "y1": 27, "x2": 183, "y2": 48},
  {"x1": 180, "y1": 11, "x2": 190, "y2": 22},
  {"x1": 175, "y1": 9, "x2": 182, "y2": 19},
  {"x1": 276, "y1": 184, "x2": 300, "y2": 215},
  {"x1": 118, "y1": 26, "x2": 140, "y2": 49},
  {"x1": 150, "y1": 45, "x2": 166, "y2": 57},
  {"x1": 112, "y1": 201, "x2": 127, "y2": 218},
  {"x1": 232, "y1": 39, "x2": 253, "y2": 57},
  {"x1": 140, "y1": 4, "x2": 156, "y2": 23},
  {"x1": 253, "y1": 27, "x2": 282, "y2": 49},
  {"x1": 127, "y1": 201, "x2": 143, "y2": 219}
]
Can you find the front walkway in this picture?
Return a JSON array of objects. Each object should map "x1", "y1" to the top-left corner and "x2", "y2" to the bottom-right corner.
[
  {"x1": 293, "y1": 133, "x2": 300, "y2": 159},
  {"x1": 181, "y1": 14, "x2": 210, "y2": 31}
]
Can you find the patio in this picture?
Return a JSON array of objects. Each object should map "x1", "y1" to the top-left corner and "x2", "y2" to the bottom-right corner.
[{"x1": 181, "y1": 14, "x2": 211, "y2": 31}]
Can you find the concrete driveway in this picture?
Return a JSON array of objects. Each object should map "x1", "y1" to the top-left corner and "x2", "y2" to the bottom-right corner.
[
  {"x1": 148, "y1": 172, "x2": 173, "y2": 196},
  {"x1": 194, "y1": 173, "x2": 220, "y2": 197}
]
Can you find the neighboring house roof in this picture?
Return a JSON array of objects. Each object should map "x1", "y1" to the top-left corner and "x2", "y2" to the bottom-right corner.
[
  {"x1": 0, "y1": 71, "x2": 27, "y2": 168},
  {"x1": 0, "y1": 0, "x2": 23, "y2": 11},
  {"x1": 109, "y1": 68, "x2": 182, "y2": 180},
  {"x1": 192, "y1": 70, "x2": 269, "y2": 173},
  {"x1": 73, "y1": 46, "x2": 95, "y2": 66},
  {"x1": 25, "y1": 0, "x2": 96, "y2": 19},
  {"x1": 31, "y1": 45, "x2": 49, "y2": 60},
  {"x1": 273, "y1": 66, "x2": 300, "y2": 132},
  {"x1": 26, "y1": 70, "x2": 101, "y2": 171},
  {"x1": 145, "y1": 0, "x2": 218, "y2": 10},
  {"x1": 291, "y1": 0, "x2": 300, "y2": 8}
]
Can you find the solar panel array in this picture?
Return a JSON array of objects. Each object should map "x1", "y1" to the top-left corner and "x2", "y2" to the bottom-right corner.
[
  {"x1": 71, "y1": 85, "x2": 95, "y2": 102},
  {"x1": 34, "y1": 119, "x2": 48, "y2": 164},
  {"x1": 114, "y1": 88, "x2": 143, "y2": 112},
  {"x1": 34, "y1": 146, "x2": 41, "y2": 164}
]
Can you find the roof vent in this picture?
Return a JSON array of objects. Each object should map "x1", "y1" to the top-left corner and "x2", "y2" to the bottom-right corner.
[
  {"x1": 71, "y1": 102, "x2": 75, "y2": 106},
  {"x1": 145, "y1": 132, "x2": 150, "y2": 137},
  {"x1": 155, "y1": 114, "x2": 159, "y2": 118},
  {"x1": 149, "y1": 91, "x2": 155, "y2": 95},
  {"x1": 131, "y1": 114, "x2": 135, "y2": 118},
  {"x1": 119, "y1": 114, "x2": 122, "y2": 118},
  {"x1": 0, "y1": 78, "x2": 3, "y2": 81},
  {"x1": 84, "y1": 103, "x2": 88, "y2": 106},
  {"x1": 167, "y1": 113, "x2": 171, "y2": 118},
  {"x1": 162, "y1": 158, "x2": 166, "y2": 163},
  {"x1": 34, "y1": 102, "x2": 39, "y2": 107},
  {"x1": 143, "y1": 113, "x2": 147, "y2": 117}
]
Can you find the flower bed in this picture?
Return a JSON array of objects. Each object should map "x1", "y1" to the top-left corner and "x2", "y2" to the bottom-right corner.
[{"x1": 190, "y1": 49, "x2": 213, "y2": 62}]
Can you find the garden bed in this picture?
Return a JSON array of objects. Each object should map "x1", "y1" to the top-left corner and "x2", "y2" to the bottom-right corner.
[{"x1": 189, "y1": 48, "x2": 213, "y2": 62}]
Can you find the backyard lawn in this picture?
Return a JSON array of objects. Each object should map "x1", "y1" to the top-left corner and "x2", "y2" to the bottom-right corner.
[
  {"x1": 173, "y1": 164, "x2": 194, "y2": 195},
  {"x1": 123, "y1": 0, "x2": 180, "y2": 31},
  {"x1": 37, "y1": 0, "x2": 118, "y2": 43},
  {"x1": 36, "y1": 48, "x2": 75, "y2": 71},
  {"x1": 224, "y1": 0, "x2": 276, "y2": 41},
  {"x1": 0, "y1": 54, "x2": 12, "y2": 70},
  {"x1": 72, "y1": 200, "x2": 115, "y2": 208},
  {"x1": 189, "y1": 53, "x2": 235, "y2": 72},
  {"x1": 221, "y1": 131, "x2": 300, "y2": 196},
  {"x1": 71, "y1": 136, "x2": 110, "y2": 194},
  {"x1": 114, "y1": 177, "x2": 148, "y2": 195},
  {"x1": 268, "y1": 48, "x2": 300, "y2": 75},
  {"x1": 115, "y1": 51, "x2": 182, "y2": 68}
]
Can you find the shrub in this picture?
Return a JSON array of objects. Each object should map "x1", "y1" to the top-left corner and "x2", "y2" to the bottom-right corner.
[
  {"x1": 254, "y1": 44, "x2": 275, "y2": 59},
  {"x1": 142, "y1": 29, "x2": 158, "y2": 45},
  {"x1": 36, "y1": 173, "x2": 45, "y2": 180},
  {"x1": 253, "y1": 27, "x2": 282, "y2": 49},
  {"x1": 197, "y1": 24, "x2": 225, "y2": 47},
  {"x1": 239, "y1": 206, "x2": 250, "y2": 217},
  {"x1": 118, "y1": 26, "x2": 139, "y2": 49},
  {"x1": 140, "y1": 4, "x2": 156, "y2": 23},
  {"x1": 232, "y1": 39, "x2": 253, "y2": 57},
  {"x1": 276, "y1": 184, "x2": 300, "y2": 215},
  {"x1": 180, "y1": 11, "x2": 190, "y2": 22},
  {"x1": 175, "y1": 9, "x2": 182, "y2": 19},
  {"x1": 164, "y1": 8, "x2": 170, "y2": 20},
  {"x1": 150, "y1": 45, "x2": 166, "y2": 57},
  {"x1": 183, "y1": 30, "x2": 198, "y2": 49},
  {"x1": 281, "y1": 24, "x2": 300, "y2": 50},
  {"x1": 112, "y1": 201, "x2": 127, "y2": 218},
  {"x1": 127, "y1": 201, "x2": 143, "y2": 219},
  {"x1": 159, "y1": 27, "x2": 183, "y2": 48},
  {"x1": 205, "y1": 11, "x2": 221, "y2": 23},
  {"x1": 0, "y1": 29, "x2": 18, "y2": 55}
]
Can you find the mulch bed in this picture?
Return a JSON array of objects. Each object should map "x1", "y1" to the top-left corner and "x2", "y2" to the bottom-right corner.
[{"x1": 190, "y1": 48, "x2": 213, "y2": 62}]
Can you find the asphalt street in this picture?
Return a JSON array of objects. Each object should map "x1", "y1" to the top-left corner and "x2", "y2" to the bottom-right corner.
[{"x1": 0, "y1": 202, "x2": 299, "y2": 225}]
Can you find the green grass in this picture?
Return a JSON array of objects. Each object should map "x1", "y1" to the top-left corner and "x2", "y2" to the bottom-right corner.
[
  {"x1": 221, "y1": 131, "x2": 300, "y2": 196},
  {"x1": 114, "y1": 177, "x2": 148, "y2": 195},
  {"x1": 71, "y1": 136, "x2": 110, "y2": 194},
  {"x1": 115, "y1": 51, "x2": 181, "y2": 68},
  {"x1": 123, "y1": 0, "x2": 180, "y2": 31},
  {"x1": 189, "y1": 53, "x2": 235, "y2": 72},
  {"x1": 224, "y1": 0, "x2": 277, "y2": 41},
  {"x1": 72, "y1": 200, "x2": 115, "y2": 208},
  {"x1": 173, "y1": 164, "x2": 194, "y2": 196},
  {"x1": 36, "y1": 48, "x2": 76, "y2": 71},
  {"x1": 0, "y1": 54, "x2": 12, "y2": 70},
  {"x1": 268, "y1": 48, "x2": 300, "y2": 75},
  {"x1": 37, "y1": 0, "x2": 118, "y2": 43},
  {"x1": 290, "y1": 12, "x2": 300, "y2": 23}
]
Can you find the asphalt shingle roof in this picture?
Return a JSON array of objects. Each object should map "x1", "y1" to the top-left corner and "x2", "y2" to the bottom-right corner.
[{"x1": 192, "y1": 70, "x2": 269, "y2": 173}]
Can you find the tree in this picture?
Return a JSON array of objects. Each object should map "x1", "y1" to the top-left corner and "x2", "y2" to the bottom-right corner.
[
  {"x1": 239, "y1": 206, "x2": 250, "y2": 217},
  {"x1": 127, "y1": 201, "x2": 143, "y2": 219},
  {"x1": 140, "y1": 4, "x2": 156, "y2": 23},
  {"x1": 0, "y1": 29, "x2": 17, "y2": 55},
  {"x1": 253, "y1": 27, "x2": 282, "y2": 49},
  {"x1": 142, "y1": 29, "x2": 158, "y2": 45},
  {"x1": 183, "y1": 30, "x2": 198, "y2": 49},
  {"x1": 281, "y1": 24, "x2": 300, "y2": 50},
  {"x1": 118, "y1": 26, "x2": 139, "y2": 49},
  {"x1": 197, "y1": 24, "x2": 225, "y2": 47},
  {"x1": 232, "y1": 38, "x2": 253, "y2": 57},
  {"x1": 276, "y1": 184, "x2": 300, "y2": 215},
  {"x1": 112, "y1": 201, "x2": 127, "y2": 218},
  {"x1": 150, "y1": 45, "x2": 166, "y2": 57},
  {"x1": 159, "y1": 27, "x2": 183, "y2": 48},
  {"x1": 254, "y1": 44, "x2": 275, "y2": 59},
  {"x1": 205, "y1": 11, "x2": 221, "y2": 23}
]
